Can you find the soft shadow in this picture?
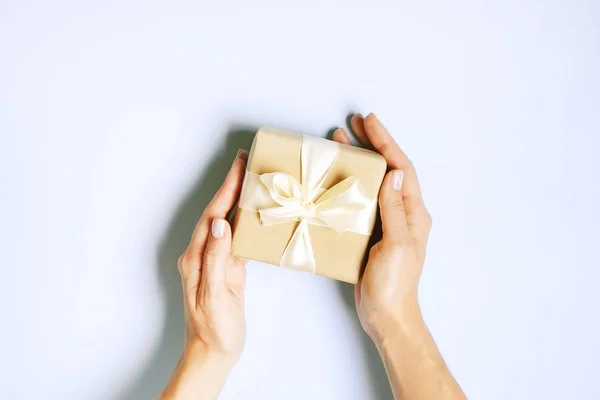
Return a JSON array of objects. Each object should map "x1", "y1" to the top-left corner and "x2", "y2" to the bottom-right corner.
[
  {"x1": 337, "y1": 283, "x2": 394, "y2": 400},
  {"x1": 117, "y1": 124, "x2": 256, "y2": 400}
]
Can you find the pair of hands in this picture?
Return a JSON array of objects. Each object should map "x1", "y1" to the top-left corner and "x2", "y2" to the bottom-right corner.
[{"x1": 176, "y1": 113, "x2": 432, "y2": 364}]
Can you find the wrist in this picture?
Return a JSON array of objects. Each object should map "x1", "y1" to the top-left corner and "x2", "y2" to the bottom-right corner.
[
  {"x1": 161, "y1": 341, "x2": 237, "y2": 400},
  {"x1": 183, "y1": 340, "x2": 238, "y2": 371},
  {"x1": 368, "y1": 294, "x2": 424, "y2": 346}
]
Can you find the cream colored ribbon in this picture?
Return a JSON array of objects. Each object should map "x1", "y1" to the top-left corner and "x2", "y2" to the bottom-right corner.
[{"x1": 238, "y1": 135, "x2": 377, "y2": 273}]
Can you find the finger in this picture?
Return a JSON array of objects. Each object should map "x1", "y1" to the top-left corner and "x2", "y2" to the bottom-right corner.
[
  {"x1": 187, "y1": 150, "x2": 247, "y2": 258},
  {"x1": 363, "y1": 113, "x2": 431, "y2": 241},
  {"x1": 350, "y1": 113, "x2": 373, "y2": 147},
  {"x1": 200, "y1": 217, "x2": 232, "y2": 291},
  {"x1": 332, "y1": 128, "x2": 353, "y2": 145},
  {"x1": 378, "y1": 169, "x2": 411, "y2": 242}
]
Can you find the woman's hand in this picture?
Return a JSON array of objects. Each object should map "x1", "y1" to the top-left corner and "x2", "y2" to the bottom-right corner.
[
  {"x1": 333, "y1": 114, "x2": 465, "y2": 400},
  {"x1": 179, "y1": 149, "x2": 248, "y2": 360},
  {"x1": 161, "y1": 149, "x2": 248, "y2": 400},
  {"x1": 333, "y1": 113, "x2": 432, "y2": 341}
]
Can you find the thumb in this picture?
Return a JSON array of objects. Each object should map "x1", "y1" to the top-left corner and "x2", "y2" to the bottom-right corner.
[
  {"x1": 202, "y1": 218, "x2": 232, "y2": 289},
  {"x1": 379, "y1": 169, "x2": 411, "y2": 242}
]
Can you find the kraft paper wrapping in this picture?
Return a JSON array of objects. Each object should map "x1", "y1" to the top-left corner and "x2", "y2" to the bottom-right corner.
[{"x1": 231, "y1": 127, "x2": 387, "y2": 283}]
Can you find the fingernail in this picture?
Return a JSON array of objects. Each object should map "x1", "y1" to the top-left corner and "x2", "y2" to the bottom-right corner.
[
  {"x1": 236, "y1": 149, "x2": 249, "y2": 162},
  {"x1": 393, "y1": 170, "x2": 404, "y2": 191},
  {"x1": 211, "y1": 218, "x2": 226, "y2": 238}
]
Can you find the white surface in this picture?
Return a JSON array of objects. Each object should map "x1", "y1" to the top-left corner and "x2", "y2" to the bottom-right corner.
[{"x1": 1, "y1": 1, "x2": 599, "y2": 399}]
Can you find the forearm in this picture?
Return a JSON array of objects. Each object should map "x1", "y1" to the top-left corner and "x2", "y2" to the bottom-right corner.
[
  {"x1": 373, "y1": 298, "x2": 466, "y2": 400},
  {"x1": 161, "y1": 342, "x2": 234, "y2": 400}
]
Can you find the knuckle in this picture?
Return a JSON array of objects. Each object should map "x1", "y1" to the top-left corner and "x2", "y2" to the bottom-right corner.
[
  {"x1": 385, "y1": 199, "x2": 406, "y2": 219},
  {"x1": 390, "y1": 198, "x2": 405, "y2": 212},
  {"x1": 414, "y1": 207, "x2": 432, "y2": 231},
  {"x1": 204, "y1": 243, "x2": 219, "y2": 258},
  {"x1": 177, "y1": 252, "x2": 187, "y2": 274},
  {"x1": 368, "y1": 243, "x2": 383, "y2": 259},
  {"x1": 424, "y1": 211, "x2": 433, "y2": 229},
  {"x1": 379, "y1": 141, "x2": 396, "y2": 159},
  {"x1": 203, "y1": 244, "x2": 220, "y2": 265}
]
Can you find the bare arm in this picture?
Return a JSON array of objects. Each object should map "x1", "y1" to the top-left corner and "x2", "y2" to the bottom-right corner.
[
  {"x1": 161, "y1": 342, "x2": 235, "y2": 399},
  {"x1": 334, "y1": 113, "x2": 466, "y2": 400},
  {"x1": 373, "y1": 298, "x2": 466, "y2": 400}
]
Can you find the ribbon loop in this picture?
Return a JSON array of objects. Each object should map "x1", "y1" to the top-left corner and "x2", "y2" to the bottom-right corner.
[{"x1": 260, "y1": 172, "x2": 303, "y2": 207}]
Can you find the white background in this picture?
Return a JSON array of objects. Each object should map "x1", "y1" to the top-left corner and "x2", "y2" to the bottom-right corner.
[{"x1": 1, "y1": 1, "x2": 599, "y2": 399}]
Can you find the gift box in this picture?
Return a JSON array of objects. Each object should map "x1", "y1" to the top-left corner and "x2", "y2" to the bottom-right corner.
[{"x1": 231, "y1": 126, "x2": 387, "y2": 283}]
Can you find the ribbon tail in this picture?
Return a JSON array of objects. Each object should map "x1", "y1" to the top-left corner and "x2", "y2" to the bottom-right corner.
[{"x1": 279, "y1": 219, "x2": 316, "y2": 273}]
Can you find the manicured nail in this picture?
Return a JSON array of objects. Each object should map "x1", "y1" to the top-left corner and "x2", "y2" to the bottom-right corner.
[
  {"x1": 393, "y1": 170, "x2": 404, "y2": 191},
  {"x1": 236, "y1": 149, "x2": 249, "y2": 161},
  {"x1": 211, "y1": 218, "x2": 226, "y2": 238}
]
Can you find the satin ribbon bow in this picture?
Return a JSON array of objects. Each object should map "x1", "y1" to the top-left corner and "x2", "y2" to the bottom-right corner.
[{"x1": 242, "y1": 135, "x2": 374, "y2": 273}]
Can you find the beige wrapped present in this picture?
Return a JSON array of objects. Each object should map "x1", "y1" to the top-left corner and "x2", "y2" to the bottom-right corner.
[{"x1": 231, "y1": 127, "x2": 386, "y2": 283}]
